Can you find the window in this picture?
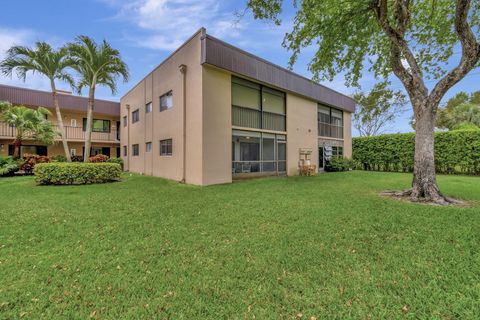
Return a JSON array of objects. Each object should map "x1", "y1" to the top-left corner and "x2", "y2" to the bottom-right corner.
[
  {"x1": 332, "y1": 146, "x2": 344, "y2": 157},
  {"x1": 70, "y1": 119, "x2": 77, "y2": 127},
  {"x1": 82, "y1": 118, "x2": 111, "y2": 132},
  {"x1": 123, "y1": 145, "x2": 127, "y2": 156},
  {"x1": 146, "y1": 142, "x2": 152, "y2": 152},
  {"x1": 123, "y1": 116, "x2": 127, "y2": 127},
  {"x1": 232, "y1": 130, "x2": 286, "y2": 174},
  {"x1": 160, "y1": 91, "x2": 173, "y2": 111},
  {"x1": 318, "y1": 105, "x2": 343, "y2": 139},
  {"x1": 146, "y1": 102, "x2": 152, "y2": 113},
  {"x1": 231, "y1": 76, "x2": 286, "y2": 131},
  {"x1": 132, "y1": 109, "x2": 140, "y2": 123},
  {"x1": 160, "y1": 139, "x2": 172, "y2": 156},
  {"x1": 70, "y1": 148, "x2": 76, "y2": 156},
  {"x1": 132, "y1": 144, "x2": 139, "y2": 156}
]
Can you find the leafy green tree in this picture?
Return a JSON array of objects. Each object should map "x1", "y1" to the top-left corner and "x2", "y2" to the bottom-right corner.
[
  {"x1": 67, "y1": 36, "x2": 129, "y2": 162},
  {"x1": 437, "y1": 91, "x2": 480, "y2": 129},
  {"x1": 0, "y1": 42, "x2": 74, "y2": 162},
  {"x1": 0, "y1": 101, "x2": 56, "y2": 159},
  {"x1": 245, "y1": 0, "x2": 480, "y2": 204},
  {"x1": 353, "y1": 82, "x2": 407, "y2": 137}
]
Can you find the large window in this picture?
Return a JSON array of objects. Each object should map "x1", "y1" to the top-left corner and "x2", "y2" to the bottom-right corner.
[
  {"x1": 160, "y1": 139, "x2": 172, "y2": 156},
  {"x1": 231, "y1": 76, "x2": 286, "y2": 131},
  {"x1": 82, "y1": 118, "x2": 110, "y2": 133},
  {"x1": 160, "y1": 91, "x2": 173, "y2": 112},
  {"x1": 132, "y1": 109, "x2": 140, "y2": 123},
  {"x1": 232, "y1": 130, "x2": 286, "y2": 174},
  {"x1": 318, "y1": 105, "x2": 343, "y2": 139}
]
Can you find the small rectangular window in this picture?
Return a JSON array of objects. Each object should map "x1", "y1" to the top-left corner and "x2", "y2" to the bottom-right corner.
[
  {"x1": 132, "y1": 109, "x2": 140, "y2": 123},
  {"x1": 71, "y1": 119, "x2": 77, "y2": 127},
  {"x1": 160, "y1": 91, "x2": 173, "y2": 112},
  {"x1": 146, "y1": 142, "x2": 152, "y2": 152},
  {"x1": 82, "y1": 118, "x2": 111, "y2": 132},
  {"x1": 123, "y1": 116, "x2": 127, "y2": 127},
  {"x1": 160, "y1": 139, "x2": 172, "y2": 156},
  {"x1": 146, "y1": 102, "x2": 152, "y2": 113},
  {"x1": 70, "y1": 148, "x2": 76, "y2": 156},
  {"x1": 123, "y1": 145, "x2": 128, "y2": 156},
  {"x1": 132, "y1": 144, "x2": 139, "y2": 156}
]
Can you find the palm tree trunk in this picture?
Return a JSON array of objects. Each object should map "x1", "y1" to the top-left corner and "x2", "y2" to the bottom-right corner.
[
  {"x1": 83, "y1": 86, "x2": 95, "y2": 162},
  {"x1": 13, "y1": 136, "x2": 22, "y2": 159},
  {"x1": 51, "y1": 81, "x2": 71, "y2": 162}
]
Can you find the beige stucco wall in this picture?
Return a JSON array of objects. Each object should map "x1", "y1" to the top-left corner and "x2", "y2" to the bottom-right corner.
[
  {"x1": 120, "y1": 31, "x2": 204, "y2": 184},
  {"x1": 343, "y1": 112, "x2": 352, "y2": 158},
  {"x1": 201, "y1": 66, "x2": 232, "y2": 185},
  {"x1": 286, "y1": 93, "x2": 319, "y2": 176}
]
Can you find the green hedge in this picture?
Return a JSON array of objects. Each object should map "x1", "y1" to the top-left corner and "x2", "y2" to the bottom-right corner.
[
  {"x1": 33, "y1": 163, "x2": 122, "y2": 185},
  {"x1": 353, "y1": 129, "x2": 480, "y2": 175}
]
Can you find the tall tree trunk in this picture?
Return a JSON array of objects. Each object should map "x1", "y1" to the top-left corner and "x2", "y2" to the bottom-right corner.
[
  {"x1": 51, "y1": 82, "x2": 71, "y2": 162},
  {"x1": 13, "y1": 137, "x2": 22, "y2": 159},
  {"x1": 83, "y1": 87, "x2": 95, "y2": 162},
  {"x1": 410, "y1": 104, "x2": 445, "y2": 202}
]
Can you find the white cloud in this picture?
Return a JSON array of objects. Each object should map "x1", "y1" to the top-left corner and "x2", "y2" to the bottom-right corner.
[
  {"x1": 103, "y1": 0, "x2": 245, "y2": 50},
  {"x1": 0, "y1": 28, "x2": 51, "y2": 91}
]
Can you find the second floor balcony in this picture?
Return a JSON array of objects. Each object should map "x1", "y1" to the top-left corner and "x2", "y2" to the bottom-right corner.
[{"x1": 0, "y1": 122, "x2": 119, "y2": 143}]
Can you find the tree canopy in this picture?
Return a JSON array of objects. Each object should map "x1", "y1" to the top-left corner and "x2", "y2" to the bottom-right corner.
[
  {"x1": 246, "y1": 0, "x2": 480, "y2": 87},
  {"x1": 353, "y1": 82, "x2": 407, "y2": 136}
]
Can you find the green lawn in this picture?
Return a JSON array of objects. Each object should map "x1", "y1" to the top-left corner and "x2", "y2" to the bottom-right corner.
[{"x1": 0, "y1": 172, "x2": 479, "y2": 319}]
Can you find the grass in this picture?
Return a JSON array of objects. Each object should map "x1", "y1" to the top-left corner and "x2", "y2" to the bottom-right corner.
[{"x1": 0, "y1": 171, "x2": 479, "y2": 319}]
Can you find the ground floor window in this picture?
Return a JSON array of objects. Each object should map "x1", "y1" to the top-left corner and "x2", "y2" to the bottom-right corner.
[
  {"x1": 232, "y1": 130, "x2": 286, "y2": 174},
  {"x1": 160, "y1": 139, "x2": 172, "y2": 156},
  {"x1": 132, "y1": 144, "x2": 139, "y2": 156},
  {"x1": 8, "y1": 145, "x2": 47, "y2": 156},
  {"x1": 318, "y1": 139, "x2": 344, "y2": 169}
]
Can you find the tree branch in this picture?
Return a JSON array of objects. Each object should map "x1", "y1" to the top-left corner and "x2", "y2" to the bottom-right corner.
[
  {"x1": 429, "y1": 0, "x2": 480, "y2": 108},
  {"x1": 372, "y1": 0, "x2": 428, "y2": 102}
]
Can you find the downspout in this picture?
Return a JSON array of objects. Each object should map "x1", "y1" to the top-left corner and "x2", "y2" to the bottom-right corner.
[
  {"x1": 179, "y1": 64, "x2": 187, "y2": 183},
  {"x1": 126, "y1": 104, "x2": 130, "y2": 171}
]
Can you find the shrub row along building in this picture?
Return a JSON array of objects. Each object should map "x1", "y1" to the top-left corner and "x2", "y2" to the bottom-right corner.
[{"x1": 0, "y1": 28, "x2": 355, "y2": 185}]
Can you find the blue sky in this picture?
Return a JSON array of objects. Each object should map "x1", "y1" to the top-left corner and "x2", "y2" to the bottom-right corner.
[{"x1": 0, "y1": 0, "x2": 479, "y2": 136}]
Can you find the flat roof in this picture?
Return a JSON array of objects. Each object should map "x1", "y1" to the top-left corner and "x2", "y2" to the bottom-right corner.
[
  {"x1": 201, "y1": 33, "x2": 355, "y2": 113},
  {"x1": 0, "y1": 84, "x2": 120, "y2": 116}
]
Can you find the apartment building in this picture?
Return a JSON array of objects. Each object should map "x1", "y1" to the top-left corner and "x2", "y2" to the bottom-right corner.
[
  {"x1": 121, "y1": 28, "x2": 355, "y2": 186},
  {"x1": 0, "y1": 84, "x2": 120, "y2": 158}
]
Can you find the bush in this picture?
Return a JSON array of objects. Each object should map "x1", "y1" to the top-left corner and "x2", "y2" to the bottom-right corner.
[
  {"x1": 325, "y1": 156, "x2": 353, "y2": 172},
  {"x1": 21, "y1": 154, "x2": 51, "y2": 174},
  {"x1": 106, "y1": 157, "x2": 123, "y2": 169},
  {"x1": 353, "y1": 129, "x2": 480, "y2": 175},
  {"x1": 0, "y1": 156, "x2": 21, "y2": 177},
  {"x1": 34, "y1": 162, "x2": 122, "y2": 185},
  {"x1": 51, "y1": 155, "x2": 67, "y2": 162},
  {"x1": 89, "y1": 154, "x2": 109, "y2": 163}
]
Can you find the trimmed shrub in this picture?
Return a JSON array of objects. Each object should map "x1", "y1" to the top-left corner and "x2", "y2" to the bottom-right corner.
[
  {"x1": 353, "y1": 129, "x2": 480, "y2": 175},
  {"x1": 89, "y1": 154, "x2": 109, "y2": 163},
  {"x1": 325, "y1": 156, "x2": 353, "y2": 172},
  {"x1": 106, "y1": 157, "x2": 123, "y2": 169},
  {"x1": 0, "y1": 156, "x2": 21, "y2": 177},
  {"x1": 34, "y1": 162, "x2": 122, "y2": 185},
  {"x1": 51, "y1": 155, "x2": 67, "y2": 162},
  {"x1": 21, "y1": 154, "x2": 51, "y2": 174}
]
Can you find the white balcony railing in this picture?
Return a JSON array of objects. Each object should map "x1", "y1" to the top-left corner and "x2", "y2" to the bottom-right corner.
[{"x1": 0, "y1": 122, "x2": 119, "y2": 142}]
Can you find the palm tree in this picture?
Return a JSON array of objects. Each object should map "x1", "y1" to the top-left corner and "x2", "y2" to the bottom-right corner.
[
  {"x1": 0, "y1": 101, "x2": 56, "y2": 159},
  {"x1": 67, "y1": 36, "x2": 129, "y2": 162},
  {"x1": 0, "y1": 42, "x2": 75, "y2": 162}
]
